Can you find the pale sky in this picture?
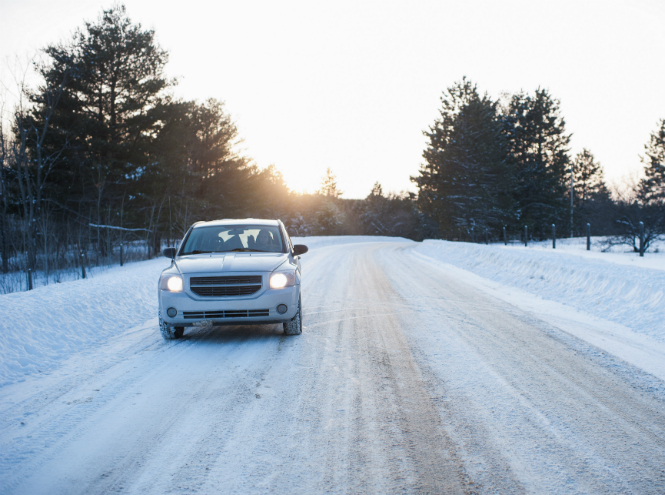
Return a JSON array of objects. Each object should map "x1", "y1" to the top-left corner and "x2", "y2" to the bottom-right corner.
[{"x1": 1, "y1": 0, "x2": 664, "y2": 198}]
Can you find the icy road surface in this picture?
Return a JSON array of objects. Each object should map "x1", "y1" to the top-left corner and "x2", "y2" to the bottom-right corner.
[{"x1": 1, "y1": 240, "x2": 665, "y2": 494}]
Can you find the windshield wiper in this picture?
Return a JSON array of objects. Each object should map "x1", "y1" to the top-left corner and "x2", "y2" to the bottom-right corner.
[
  {"x1": 230, "y1": 248, "x2": 264, "y2": 252},
  {"x1": 184, "y1": 250, "x2": 214, "y2": 255}
]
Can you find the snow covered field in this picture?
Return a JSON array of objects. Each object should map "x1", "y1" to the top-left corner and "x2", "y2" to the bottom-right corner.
[{"x1": 1, "y1": 236, "x2": 664, "y2": 493}]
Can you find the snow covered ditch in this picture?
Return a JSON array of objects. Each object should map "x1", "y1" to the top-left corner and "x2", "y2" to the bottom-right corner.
[{"x1": 413, "y1": 239, "x2": 665, "y2": 342}]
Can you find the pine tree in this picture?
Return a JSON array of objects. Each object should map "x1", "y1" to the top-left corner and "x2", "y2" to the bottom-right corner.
[
  {"x1": 502, "y1": 89, "x2": 571, "y2": 234},
  {"x1": 139, "y1": 98, "x2": 247, "y2": 235},
  {"x1": 317, "y1": 168, "x2": 343, "y2": 198},
  {"x1": 572, "y1": 149, "x2": 609, "y2": 206},
  {"x1": 36, "y1": 4, "x2": 170, "y2": 225},
  {"x1": 570, "y1": 149, "x2": 611, "y2": 231},
  {"x1": 413, "y1": 78, "x2": 514, "y2": 236},
  {"x1": 637, "y1": 119, "x2": 665, "y2": 205},
  {"x1": 315, "y1": 201, "x2": 344, "y2": 234},
  {"x1": 26, "y1": 5, "x2": 269, "y2": 255},
  {"x1": 361, "y1": 182, "x2": 389, "y2": 234},
  {"x1": 368, "y1": 181, "x2": 383, "y2": 198}
]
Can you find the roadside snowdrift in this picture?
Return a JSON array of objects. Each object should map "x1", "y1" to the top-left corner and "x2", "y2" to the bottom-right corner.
[
  {"x1": 0, "y1": 258, "x2": 170, "y2": 386},
  {"x1": 413, "y1": 240, "x2": 665, "y2": 342}
]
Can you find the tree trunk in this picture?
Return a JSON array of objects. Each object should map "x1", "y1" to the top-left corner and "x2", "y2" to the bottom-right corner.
[{"x1": 0, "y1": 212, "x2": 7, "y2": 273}]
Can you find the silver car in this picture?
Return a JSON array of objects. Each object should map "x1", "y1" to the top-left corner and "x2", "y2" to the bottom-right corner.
[{"x1": 158, "y1": 219, "x2": 307, "y2": 340}]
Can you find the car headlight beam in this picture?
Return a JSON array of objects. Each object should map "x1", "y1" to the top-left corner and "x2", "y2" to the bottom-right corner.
[
  {"x1": 270, "y1": 273, "x2": 288, "y2": 289},
  {"x1": 270, "y1": 271, "x2": 295, "y2": 289},
  {"x1": 167, "y1": 276, "x2": 183, "y2": 291},
  {"x1": 160, "y1": 274, "x2": 183, "y2": 292}
]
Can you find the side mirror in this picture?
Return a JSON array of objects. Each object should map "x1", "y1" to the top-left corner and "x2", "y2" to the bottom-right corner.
[
  {"x1": 293, "y1": 244, "x2": 308, "y2": 256},
  {"x1": 163, "y1": 247, "x2": 176, "y2": 259}
]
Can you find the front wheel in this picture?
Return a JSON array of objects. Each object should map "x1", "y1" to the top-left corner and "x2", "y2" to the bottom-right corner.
[
  {"x1": 159, "y1": 311, "x2": 184, "y2": 340},
  {"x1": 283, "y1": 296, "x2": 302, "y2": 335}
]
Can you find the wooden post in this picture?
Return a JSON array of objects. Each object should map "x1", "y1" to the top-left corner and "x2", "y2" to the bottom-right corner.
[
  {"x1": 586, "y1": 223, "x2": 591, "y2": 251},
  {"x1": 552, "y1": 224, "x2": 556, "y2": 249},
  {"x1": 27, "y1": 268, "x2": 33, "y2": 291},
  {"x1": 639, "y1": 222, "x2": 645, "y2": 257},
  {"x1": 524, "y1": 225, "x2": 528, "y2": 247},
  {"x1": 485, "y1": 231, "x2": 489, "y2": 245},
  {"x1": 120, "y1": 242, "x2": 124, "y2": 267},
  {"x1": 81, "y1": 250, "x2": 86, "y2": 279},
  {"x1": 503, "y1": 226, "x2": 507, "y2": 245}
]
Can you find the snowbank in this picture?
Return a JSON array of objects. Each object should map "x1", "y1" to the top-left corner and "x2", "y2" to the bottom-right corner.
[
  {"x1": 508, "y1": 236, "x2": 665, "y2": 271},
  {"x1": 413, "y1": 240, "x2": 665, "y2": 342},
  {"x1": 0, "y1": 258, "x2": 170, "y2": 387}
]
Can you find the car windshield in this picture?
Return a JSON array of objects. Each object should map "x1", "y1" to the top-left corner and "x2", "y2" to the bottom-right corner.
[{"x1": 180, "y1": 225, "x2": 284, "y2": 255}]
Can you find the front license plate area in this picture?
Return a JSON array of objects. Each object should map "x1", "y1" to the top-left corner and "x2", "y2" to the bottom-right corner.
[{"x1": 193, "y1": 319, "x2": 213, "y2": 328}]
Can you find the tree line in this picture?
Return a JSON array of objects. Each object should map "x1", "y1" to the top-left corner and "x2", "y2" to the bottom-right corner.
[
  {"x1": 1, "y1": 6, "x2": 663, "y2": 290},
  {"x1": 0, "y1": 6, "x2": 418, "y2": 285},
  {"x1": 412, "y1": 78, "x2": 665, "y2": 249}
]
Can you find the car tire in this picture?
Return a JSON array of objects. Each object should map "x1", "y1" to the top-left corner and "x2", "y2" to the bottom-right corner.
[
  {"x1": 159, "y1": 311, "x2": 183, "y2": 340},
  {"x1": 283, "y1": 295, "x2": 302, "y2": 335}
]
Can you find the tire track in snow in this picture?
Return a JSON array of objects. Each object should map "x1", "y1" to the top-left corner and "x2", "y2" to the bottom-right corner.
[
  {"x1": 3, "y1": 240, "x2": 664, "y2": 493},
  {"x1": 379, "y1": 244, "x2": 665, "y2": 493}
]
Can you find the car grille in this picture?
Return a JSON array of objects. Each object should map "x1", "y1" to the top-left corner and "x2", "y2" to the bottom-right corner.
[
  {"x1": 190, "y1": 276, "x2": 262, "y2": 285},
  {"x1": 183, "y1": 309, "x2": 270, "y2": 319},
  {"x1": 189, "y1": 275, "x2": 263, "y2": 297},
  {"x1": 190, "y1": 285, "x2": 261, "y2": 297}
]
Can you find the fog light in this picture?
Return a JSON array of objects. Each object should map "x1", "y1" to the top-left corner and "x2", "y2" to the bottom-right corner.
[
  {"x1": 167, "y1": 307, "x2": 177, "y2": 318},
  {"x1": 277, "y1": 304, "x2": 288, "y2": 314}
]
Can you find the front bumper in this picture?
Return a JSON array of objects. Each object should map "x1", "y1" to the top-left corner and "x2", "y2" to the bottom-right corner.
[{"x1": 159, "y1": 284, "x2": 300, "y2": 327}]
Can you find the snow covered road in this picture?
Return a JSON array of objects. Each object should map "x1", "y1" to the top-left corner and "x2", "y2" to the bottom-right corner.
[{"x1": 1, "y1": 240, "x2": 665, "y2": 493}]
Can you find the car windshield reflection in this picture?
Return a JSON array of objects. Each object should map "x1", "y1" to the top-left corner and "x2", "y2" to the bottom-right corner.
[{"x1": 180, "y1": 225, "x2": 284, "y2": 255}]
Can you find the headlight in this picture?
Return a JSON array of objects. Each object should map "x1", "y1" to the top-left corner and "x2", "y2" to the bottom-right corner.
[
  {"x1": 160, "y1": 274, "x2": 183, "y2": 292},
  {"x1": 270, "y1": 271, "x2": 295, "y2": 289}
]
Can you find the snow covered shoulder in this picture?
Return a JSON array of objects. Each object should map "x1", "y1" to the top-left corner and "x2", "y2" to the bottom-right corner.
[
  {"x1": 0, "y1": 258, "x2": 170, "y2": 387},
  {"x1": 411, "y1": 238, "x2": 665, "y2": 379},
  {"x1": 413, "y1": 239, "x2": 665, "y2": 340}
]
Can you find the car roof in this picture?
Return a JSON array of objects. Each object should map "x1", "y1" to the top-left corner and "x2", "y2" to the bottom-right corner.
[{"x1": 192, "y1": 219, "x2": 281, "y2": 228}]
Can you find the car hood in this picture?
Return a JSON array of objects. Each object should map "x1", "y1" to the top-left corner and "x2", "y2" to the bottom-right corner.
[{"x1": 174, "y1": 253, "x2": 288, "y2": 274}]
